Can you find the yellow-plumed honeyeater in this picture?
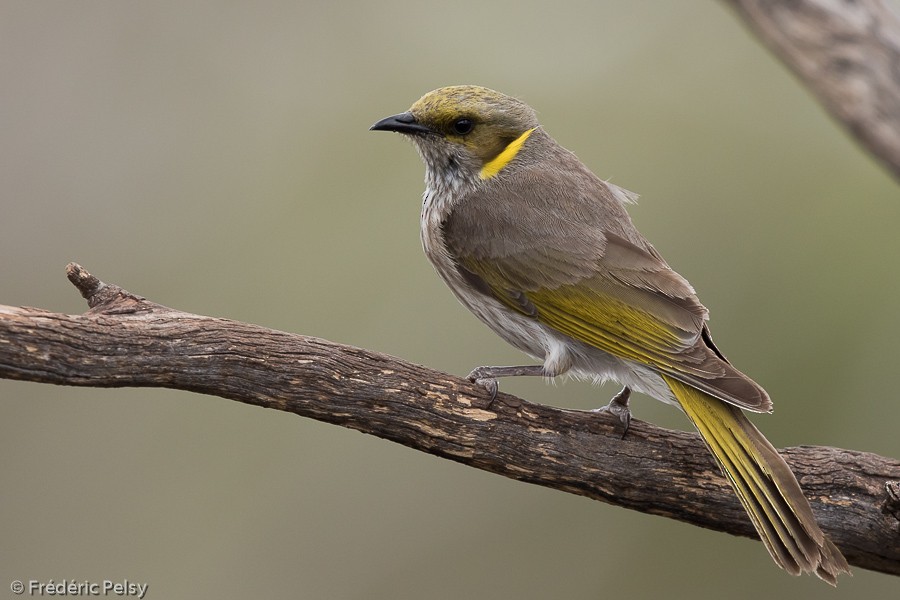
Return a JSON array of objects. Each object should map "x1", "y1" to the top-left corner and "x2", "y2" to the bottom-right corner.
[{"x1": 371, "y1": 85, "x2": 850, "y2": 584}]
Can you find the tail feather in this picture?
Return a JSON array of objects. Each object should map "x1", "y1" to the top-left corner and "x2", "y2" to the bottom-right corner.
[{"x1": 663, "y1": 375, "x2": 850, "y2": 585}]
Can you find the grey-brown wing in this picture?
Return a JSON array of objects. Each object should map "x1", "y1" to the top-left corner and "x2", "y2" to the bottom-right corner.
[{"x1": 443, "y1": 163, "x2": 771, "y2": 411}]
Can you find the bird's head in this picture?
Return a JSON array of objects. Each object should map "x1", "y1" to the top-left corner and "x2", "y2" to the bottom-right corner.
[{"x1": 371, "y1": 85, "x2": 541, "y2": 193}]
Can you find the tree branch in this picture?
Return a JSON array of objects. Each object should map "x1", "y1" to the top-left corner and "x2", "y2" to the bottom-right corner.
[
  {"x1": 2, "y1": 264, "x2": 899, "y2": 576},
  {"x1": 722, "y1": 0, "x2": 900, "y2": 181}
]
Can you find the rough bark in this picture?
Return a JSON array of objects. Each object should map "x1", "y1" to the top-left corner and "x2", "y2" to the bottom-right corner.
[
  {"x1": 1, "y1": 264, "x2": 898, "y2": 576},
  {"x1": 722, "y1": 0, "x2": 900, "y2": 180}
]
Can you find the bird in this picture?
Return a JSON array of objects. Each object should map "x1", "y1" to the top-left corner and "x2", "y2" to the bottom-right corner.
[{"x1": 370, "y1": 85, "x2": 850, "y2": 584}]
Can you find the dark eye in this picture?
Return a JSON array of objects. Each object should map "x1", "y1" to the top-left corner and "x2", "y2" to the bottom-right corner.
[{"x1": 452, "y1": 118, "x2": 474, "y2": 135}]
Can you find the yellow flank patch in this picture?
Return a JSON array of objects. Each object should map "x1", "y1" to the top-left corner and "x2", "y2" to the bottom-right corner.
[
  {"x1": 530, "y1": 285, "x2": 683, "y2": 358},
  {"x1": 479, "y1": 127, "x2": 536, "y2": 180}
]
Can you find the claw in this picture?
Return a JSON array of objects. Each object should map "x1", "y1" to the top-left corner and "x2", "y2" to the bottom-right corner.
[
  {"x1": 475, "y1": 378, "x2": 499, "y2": 406},
  {"x1": 592, "y1": 386, "x2": 632, "y2": 438},
  {"x1": 467, "y1": 367, "x2": 499, "y2": 407}
]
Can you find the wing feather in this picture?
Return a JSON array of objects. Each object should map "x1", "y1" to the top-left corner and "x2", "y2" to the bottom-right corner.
[{"x1": 445, "y1": 160, "x2": 770, "y2": 411}]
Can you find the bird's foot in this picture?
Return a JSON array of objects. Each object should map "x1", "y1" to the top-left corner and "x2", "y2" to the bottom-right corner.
[
  {"x1": 467, "y1": 367, "x2": 500, "y2": 405},
  {"x1": 466, "y1": 365, "x2": 546, "y2": 409},
  {"x1": 592, "y1": 386, "x2": 632, "y2": 438}
]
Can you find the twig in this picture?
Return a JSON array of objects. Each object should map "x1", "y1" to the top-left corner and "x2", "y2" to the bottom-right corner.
[
  {"x1": 723, "y1": 0, "x2": 900, "y2": 180},
  {"x1": 0, "y1": 264, "x2": 898, "y2": 575}
]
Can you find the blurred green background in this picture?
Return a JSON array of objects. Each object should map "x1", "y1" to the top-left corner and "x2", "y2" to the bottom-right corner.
[{"x1": 2, "y1": 1, "x2": 898, "y2": 598}]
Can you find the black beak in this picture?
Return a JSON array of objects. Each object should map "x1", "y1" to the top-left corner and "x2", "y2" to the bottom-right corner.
[{"x1": 370, "y1": 111, "x2": 433, "y2": 135}]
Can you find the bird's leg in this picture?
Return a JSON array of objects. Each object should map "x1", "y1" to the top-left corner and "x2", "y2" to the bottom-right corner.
[
  {"x1": 466, "y1": 365, "x2": 546, "y2": 406},
  {"x1": 592, "y1": 386, "x2": 632, "y2": 438}
]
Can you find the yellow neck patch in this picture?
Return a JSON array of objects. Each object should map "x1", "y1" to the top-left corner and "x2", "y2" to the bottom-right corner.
[{"x1": 479, "y1": 127, "x2": 536, "y2": 180}]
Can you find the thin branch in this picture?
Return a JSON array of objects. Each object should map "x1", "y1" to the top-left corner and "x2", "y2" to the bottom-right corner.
[
  {"x1": 722, "y1": 0, "x2": 900, "y2": 181},
  {"x1": 1, "y1": 264, "x2": 898, "y2": 576}
]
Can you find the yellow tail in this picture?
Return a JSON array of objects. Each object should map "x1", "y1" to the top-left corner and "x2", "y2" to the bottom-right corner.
[{"x1": 662, "y1": 375, "x2": 850, "y2": 585}]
